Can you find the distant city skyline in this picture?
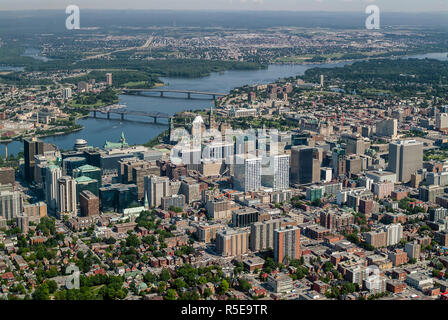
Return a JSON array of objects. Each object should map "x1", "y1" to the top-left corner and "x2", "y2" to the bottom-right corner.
[{"x1": 1, "y1": 0, "x2": 448, "y2": 12}]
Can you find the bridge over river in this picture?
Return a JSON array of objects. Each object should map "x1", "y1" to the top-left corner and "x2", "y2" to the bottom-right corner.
[
  {"x1": 122, "y1": 88, "x2": 226, "y2": 100},
  {"x1": 89, "y1": 105, "x2": 171, "y2": 123}
]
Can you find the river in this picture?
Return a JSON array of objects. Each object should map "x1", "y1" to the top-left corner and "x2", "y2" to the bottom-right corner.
[{"x1": 4, "y1": 52, "x2": 448, "y2": 156}]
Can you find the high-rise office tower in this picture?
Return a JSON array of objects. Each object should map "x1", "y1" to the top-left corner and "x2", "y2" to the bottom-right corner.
[
  {"x1": 75, "y1": 176, "x2": 99, "y2": 199},
  {"x1": 79, "y1": 190, "x2": 100, "y2": 217},
  {"x1": 144, "y1": 175, "x2": 170, "y2": 208},
  {"x1": 262, "y1": 154, "x2": 290, "y2": 190},
  {"x1": 344, "y1": 134, "x2": 365, "y2": 156},
  {"x1": 44, "y1": 165, "x2": 62, "y2": 212},
  {"x1": 274, "y1": 225, "x2": 301, "y2": 264},
  {"x1": 332, "y1": 147, "x2": 346, "y2": 178},
  {"x1": 291, "y1": 146, "x2": 321, "y2": 185},
  {"x1": 24, "y1": 138, "x2": 44, "y2": 183},
  {"x1": 63, "y1": 156, "x2": 87, "y2": 177},
  {"x1": 34, "y1": 155, "x2": 48, "y2": 186},
  {"x1": 73, "y1": 164, "x2": 102, "y2": 187},
  {"x1": 388, "y1": 140, "x2": 423, "y2": 183},
  {"x1": 376, "y1": 119, "x2": 398, "y2": 138},
  {"x1": 57, "y1": 176, "x2": 77, "y2": 217},
  {"x1": 99, "y1": 183, "x2": 138, "y2": 213},
  {"x1": 234, "y1": 154, "x2": 261, "y2": 192}
]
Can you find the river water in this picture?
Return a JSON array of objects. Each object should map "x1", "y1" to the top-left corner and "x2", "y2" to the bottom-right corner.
[{"x1": 4, "y1": 52, "x2": 448, "y2": 156}]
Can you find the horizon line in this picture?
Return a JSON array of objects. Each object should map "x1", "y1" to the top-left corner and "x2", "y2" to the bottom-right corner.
[{"x1": 0, "y1": 9, "x2": 448, "y2": 14}]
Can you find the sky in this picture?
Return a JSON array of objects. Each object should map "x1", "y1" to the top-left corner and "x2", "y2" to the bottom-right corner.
[{"x1": 1, "y1": 0, "x2": 447, "y2": 12}]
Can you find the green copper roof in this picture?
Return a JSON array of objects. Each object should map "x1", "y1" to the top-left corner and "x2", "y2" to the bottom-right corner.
[
  {"x1": 104, "y1": 132, "x2": 129, "y2": 149},
  {"x1": 75, "y1": 176, "x2": 95, "y2": 183}
]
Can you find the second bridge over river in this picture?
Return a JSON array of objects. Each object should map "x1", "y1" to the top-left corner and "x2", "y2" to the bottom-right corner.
[{"x1": 90, "y1": 106, "x2": 171, "y2": 124}]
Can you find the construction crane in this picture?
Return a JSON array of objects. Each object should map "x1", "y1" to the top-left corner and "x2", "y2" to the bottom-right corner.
[{"x1": 216, "y1": 190, "x2": 236, "y2": 200}]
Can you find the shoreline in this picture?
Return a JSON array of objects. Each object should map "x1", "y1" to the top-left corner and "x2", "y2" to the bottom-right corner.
[{"x1": 272, "y1": 51, "x2": 448, "y2": 66}]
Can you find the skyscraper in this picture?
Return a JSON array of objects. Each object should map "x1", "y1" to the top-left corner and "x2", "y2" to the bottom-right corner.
[
  {"x1": 24, "y1": 137, "x2": 44, "y2": 183},
  {"x1": 75, "y1": 176, "x2": 99, "y2": 199},
  {"x1": 291, "y1": 146, "x2": 321, "y2": 185},
  {"x1": 73, "y1": 164, "x2": 102, "y2": 187},
  {"x1": 274, "y1": 226, "x2": 301, "y2": 264},
  {"x1": 57, "y1": 176, "x2": 77, "y2": 218},
  {"x1": 233, "y1": 154, "x2": 262, "y2": 192},
  {"x1": 63, "y1": 156, "x2": 87, "y2": 177},
  {"x1": 144, "y1": 175, "x2": 170, "y2": 208},
  {"x1": 344, "y1": 134, "x2": 365, "y2": 156},
  {"x1": 332, "y1": 147, "x2": 346, "y2": 178},
  {"x1": 388, "y1": 140, "x2": 423, "y2": 183},
  {"x1": 44, "y1": 165, "x2": 62, "y2": 212},
  {"x1": 79, "y1": 190, "x2": 99, "y2": 217}
]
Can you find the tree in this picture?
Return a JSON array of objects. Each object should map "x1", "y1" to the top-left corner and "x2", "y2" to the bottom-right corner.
[
  {"x1": 203, "y1": 288, "x2": 213, "y2": 299},
  {"x1": 144, "y1": 272, "x2": 157, "y2": 284},
  {"x1": 323, "y1": 261, "x2": 334, "y2": 272},
  {"x1": 174, "y1": 278, "x2": 186, "y2": 291},
  {"x1": 159, "y1": 269, "x2": 172, "y2": 282},
  {"x1": 126, "y1": 234, "x2": 140, "y2": 247},
  {"x1": 238, "y1": 279, "x2": 252, "y2": 292},
  {"x1": 32, "y1": 284, "x2": 50, "y2": 300},
  {"x1": 158, "y1": 281, "x2": 167, "y2": 294},
  {"x1": 46, "y1": 280, "x2": 58, "y2": 293},
  {"x1": 164, "y1": 289, "x2": 177, "y2": 300},
  {"x1": 341, "y1": 282, "x2": 357, "y2": 294},
  {"x1": 219, "y1": 279, "x2": 229, "y2": 294}
]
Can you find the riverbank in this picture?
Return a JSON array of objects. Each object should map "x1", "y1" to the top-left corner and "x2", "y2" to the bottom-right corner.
[{"x1": 272, "y1": 50, "x2": 448, "y2": 65}]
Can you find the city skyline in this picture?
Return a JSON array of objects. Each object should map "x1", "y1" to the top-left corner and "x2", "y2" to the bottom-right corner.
[{"x1": 1, "y1": 5, "x2": 448, "y2": 305}]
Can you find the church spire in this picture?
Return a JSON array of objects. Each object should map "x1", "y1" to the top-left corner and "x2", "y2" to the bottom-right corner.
[
  {"x1": 144, "y1": 191, "x2": 149, "y2": 209},
  {"x1": 209, "y1": 106, "x2": 215, "y2": 129}
]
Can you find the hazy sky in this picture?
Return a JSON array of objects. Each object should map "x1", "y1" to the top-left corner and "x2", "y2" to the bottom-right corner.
[{"x1": 1, "y1": 0, "x2": 447, "y2": 12}]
